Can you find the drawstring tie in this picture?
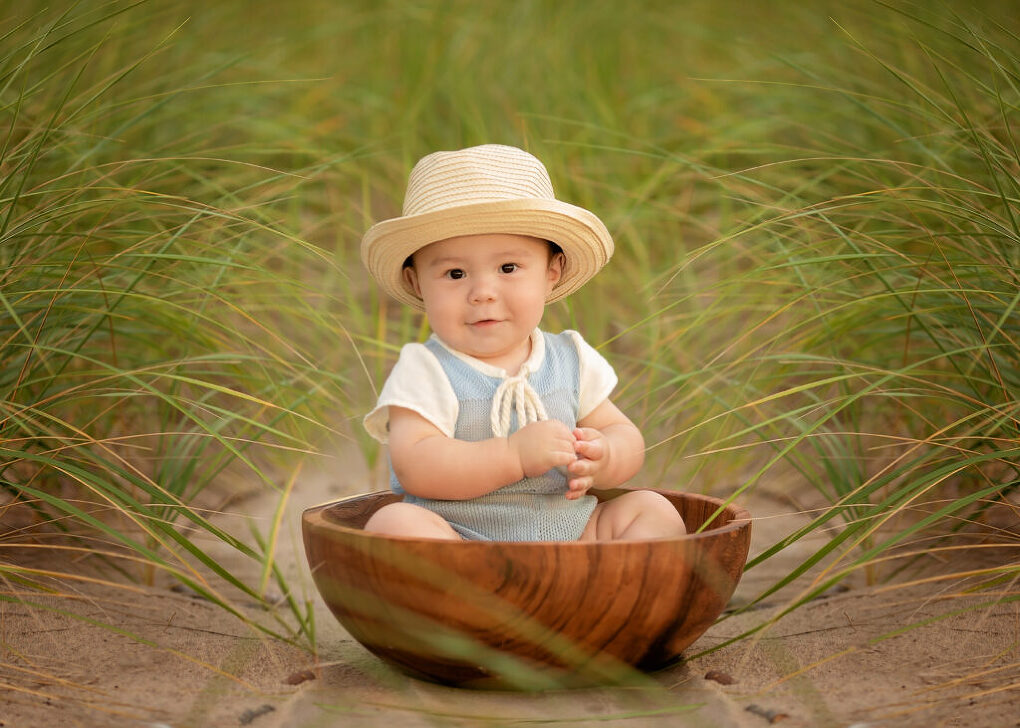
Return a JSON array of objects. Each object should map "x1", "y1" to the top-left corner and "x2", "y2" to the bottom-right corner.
[{"x1": 490, "y1": 367, "x2": 547, "y2": 437}]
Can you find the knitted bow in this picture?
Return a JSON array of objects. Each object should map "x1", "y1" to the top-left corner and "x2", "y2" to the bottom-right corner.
[{"x1": 490, "y1": 369, "x2": 548, "y2": 437}]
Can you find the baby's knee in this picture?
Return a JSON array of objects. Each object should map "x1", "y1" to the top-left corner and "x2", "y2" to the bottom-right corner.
[
  {"x1": 363, "y1": 502, "x2": 461, "y2": 540},
  {"x1": 621, "y1": 490, "x2": 687, "y2": 536}
]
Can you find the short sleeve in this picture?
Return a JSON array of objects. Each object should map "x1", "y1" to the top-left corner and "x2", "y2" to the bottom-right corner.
[
  {"x1": 565, "y1": 330, "x2": 618, "y2": 419},
  {"x1": 363, "y1": 343, "x2": 458, "y2": 443}
]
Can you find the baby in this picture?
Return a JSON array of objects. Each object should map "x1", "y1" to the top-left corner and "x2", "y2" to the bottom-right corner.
[{"x1": 361, "y1": 144, "x2": 686, "y2": 541}]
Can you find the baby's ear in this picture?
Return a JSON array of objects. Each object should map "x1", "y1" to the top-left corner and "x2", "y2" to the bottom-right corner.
[
  {"x1": 402, "y1": 265, "x2": 422, "y2": 297},
  {"x1": 546, "y1": 250, "x2": 565, "y2": 287}
]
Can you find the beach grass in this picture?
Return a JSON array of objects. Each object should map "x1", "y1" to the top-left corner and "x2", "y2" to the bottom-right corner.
[{"x1": 1, "y1": 0, "x2": 1017, "y2": 701}]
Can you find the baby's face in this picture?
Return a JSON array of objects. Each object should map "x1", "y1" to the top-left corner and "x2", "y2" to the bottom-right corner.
[{"x1": 403, "y1": 233, "x2": 563, "y2": 373}]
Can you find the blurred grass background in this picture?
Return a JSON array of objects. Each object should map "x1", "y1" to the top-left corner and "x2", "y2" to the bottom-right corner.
[{"x1": 1, "y1": 0, "x2": 1017, "y2": 678}]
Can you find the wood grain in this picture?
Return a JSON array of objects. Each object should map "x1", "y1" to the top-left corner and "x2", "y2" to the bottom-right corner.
[{"x1": 302, "y1": 488, "x2": 751, "y2": 689}]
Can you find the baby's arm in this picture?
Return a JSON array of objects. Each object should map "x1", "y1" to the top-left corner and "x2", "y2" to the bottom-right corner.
[
  {"x1": 388, "y1": 405, "x2": 578, "y2": 500},
  {"x1": 564, "y1": 399, "x2": 644, "y2": 500}
]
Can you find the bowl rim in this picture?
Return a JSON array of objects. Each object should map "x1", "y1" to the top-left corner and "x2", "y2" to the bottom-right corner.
[{"x1": 302, "y1": 487, "x2": 751, "y2": 546}]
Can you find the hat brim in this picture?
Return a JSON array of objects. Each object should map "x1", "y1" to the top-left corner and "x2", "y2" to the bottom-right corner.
[{"x1": 361, "y1": 198, "x2": 614, "y2": 311}]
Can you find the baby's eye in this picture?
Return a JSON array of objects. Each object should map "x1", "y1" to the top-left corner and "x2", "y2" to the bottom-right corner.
[
  {"x1": 500, "y1": 263, "x2": 519, "y2": 274},
  {"x1": 445, "y1": 268, "x2": 466, "y2": 280}
]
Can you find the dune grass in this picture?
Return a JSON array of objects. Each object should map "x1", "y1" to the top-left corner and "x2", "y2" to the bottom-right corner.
[{"x1": 1, "y1": 0, "x2": 1017, "y2": 706}]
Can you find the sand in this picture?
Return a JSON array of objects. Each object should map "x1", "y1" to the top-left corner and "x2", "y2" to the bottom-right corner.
[{"x1": 2, "y1": 459, "x2": 1017, "y2": 728}]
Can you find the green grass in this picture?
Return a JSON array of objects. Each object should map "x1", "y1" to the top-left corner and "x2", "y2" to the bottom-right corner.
[{"x1": 1, "y1": 0, "x2": 1017, "y2": 709}]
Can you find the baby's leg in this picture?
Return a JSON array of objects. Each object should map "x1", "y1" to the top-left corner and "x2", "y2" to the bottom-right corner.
[
  {"x1": 364, "y1": 502, "x2": 463, "y2": 540},
  {"x1": 580, "y1": 490, "x2": 687, "y2": 541}
]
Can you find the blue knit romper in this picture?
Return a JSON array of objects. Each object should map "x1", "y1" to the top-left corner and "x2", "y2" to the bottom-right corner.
[{"x1": 390, "y1": 331, "x2": 598, "y2": 541}]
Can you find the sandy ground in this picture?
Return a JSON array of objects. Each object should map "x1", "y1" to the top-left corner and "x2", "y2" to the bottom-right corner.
[{"x1": 2, "y1": 454, "x2": 1017, "y2": 728}]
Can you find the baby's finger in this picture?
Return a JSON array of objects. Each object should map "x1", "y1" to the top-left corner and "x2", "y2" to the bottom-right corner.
[
  {"x1": 574, "y1": 437, "x2": 604, "y2": 461},
  {"x1": 554, "y1": 452, "x2": 579, "y2": 476},
  {"x1": 566, "y1": 456, "x2": 592, "y2": 476},
  {"x1": 564, "y1": 476, "x2": 593, "y2": 499}
]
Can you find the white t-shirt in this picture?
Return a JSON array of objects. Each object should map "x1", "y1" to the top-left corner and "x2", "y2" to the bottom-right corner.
[{"x1": 364, "y1": 328, "x2": 617, "y2": 442}]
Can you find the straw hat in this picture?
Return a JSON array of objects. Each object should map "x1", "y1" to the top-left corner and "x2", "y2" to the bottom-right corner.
[{"x1": 361, "y1": 144, "x2": 614, "y2": 311}]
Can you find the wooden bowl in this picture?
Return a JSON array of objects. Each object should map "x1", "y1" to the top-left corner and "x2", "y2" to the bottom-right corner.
[{"x1": 302, "y1": 487, "x2": 751, "y2": 689}]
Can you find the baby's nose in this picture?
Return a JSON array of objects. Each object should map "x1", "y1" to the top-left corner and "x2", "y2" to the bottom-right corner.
[{"x1": 469, "y1": 277, "x2": 497, "y2": 302}]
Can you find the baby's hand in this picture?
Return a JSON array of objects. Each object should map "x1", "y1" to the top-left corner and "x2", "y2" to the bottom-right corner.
[
  {"x1": 509, "y1": 420, "x2": 577, "y2": 479},
  {"x1": 564, "y1": 427, "x2": 608, "y2": 499}
]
